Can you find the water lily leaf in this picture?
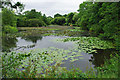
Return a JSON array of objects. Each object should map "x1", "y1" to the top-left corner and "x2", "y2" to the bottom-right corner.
[{"x1": 79, "y1": 57, "x2": 84, "y2": 59}]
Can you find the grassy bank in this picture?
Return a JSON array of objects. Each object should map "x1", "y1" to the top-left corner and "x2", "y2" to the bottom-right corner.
[
  {"x1": 17, "y1": 26, "x2": 70, "y2": 31},
  {"x1": 16, "y1": 26, "x2": 87, "y2": 37}
]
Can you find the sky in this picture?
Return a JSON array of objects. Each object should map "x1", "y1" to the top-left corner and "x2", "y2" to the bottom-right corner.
[{"x1": 14, "y1": 0, "x2": 86, "y2": 17}]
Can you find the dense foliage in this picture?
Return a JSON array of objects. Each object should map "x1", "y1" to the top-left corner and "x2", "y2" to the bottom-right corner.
[
  {"x1": 2, "y1": 8, "x2": 18, "y2": 34},
  {"x1": 76, "y1": 2, "x2": 120, "y2": 51},
  {"x1": 96, "y1": 53, "x2": 119, "y2": 78},
  {"x1": 17, "y1": 9, "x2": 50, "y2": 27},
  {"x1": 1, "y1": 0, "x2": 120, "y2": 79},
  {"x1": 51, "y1": 17, "x2": 66, "y2": 25},
  {"x1": 1, "y1": 0, "x2": 24, "y2": 34},
  {"x1": 50, "y1": 2, "x2": 120, "y2": 51},
  {"x1": 1, "y1": 0, "x2": 24, "y2": 12},
  {"x1": 2, "y1": 8, "x2": 16, "y2": 27}
]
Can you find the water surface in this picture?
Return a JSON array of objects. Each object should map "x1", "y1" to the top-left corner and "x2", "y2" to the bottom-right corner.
[{"x1": 2, "y1": 35, "x2": 115, "y2": 72}]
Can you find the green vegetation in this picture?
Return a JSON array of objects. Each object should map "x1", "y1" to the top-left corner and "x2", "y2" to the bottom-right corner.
[
  {"x1": 2, "y1": 49, "x2": 119, "y2": 78},
  {"x1": 1, "y1": 0, "x2": 120, "y2": 79},
  {"x1": 1, "y1": 0, "x2": 24, "y2": 34},
  {"x1": 50, "y1": 2, "x2": 120, "y2": 51},
  {"x1": 17, "y1": 9, "x2": 50, "y2": 27},
  {"x1": 96, "y1": 53, "x2": 119, "y2": 78},
  {"x1": 2, "y1": 8, "x2": 18, "y2": 34},
  {"x1": 2, "y1": 47, "x2": 84, "y2": 78},
  {"x1": 51, "y1": 17, "x2": 66, "y2": 25},
  {"x1": 3, "y1": 25, "x2": 18, "y2": 34},
  {"x1": 2, "y1": 8, "x2": 17, "y2": 27},
  {"x1": 59, "y1": 37, "x2": 115, "y2": 54},
  {"x1": 76, "y1": 2, "x2": 120, "y2": 51}
]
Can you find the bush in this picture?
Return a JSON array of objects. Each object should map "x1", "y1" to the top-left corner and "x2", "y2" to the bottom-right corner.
[
  {"x1": 27, "y1": 19, "x2": 44, "y2": 27},
  {"x1": 64, "y1": 23, "x2": 68, "y2": 26},
  {"x1": 3, "y1": 25, "x2": 18, "y2": 34},
  {"x1": 51, "y1": 17, "x2": 66, "y2": 25},
  {"x1": 96, "y1": 53, "x2": 119, "y2": 78},
  {"x1": 2, "y1": 8, "x2": 17, "y2": 27}
]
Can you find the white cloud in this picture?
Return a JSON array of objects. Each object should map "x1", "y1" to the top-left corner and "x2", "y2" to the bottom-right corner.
[{"x1": 14, "y1": 0, "x2": 86, "y2": 17}]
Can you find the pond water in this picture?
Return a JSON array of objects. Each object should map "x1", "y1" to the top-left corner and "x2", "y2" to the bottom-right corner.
[
  {"x1": 15, "y1": 36, "x2": 74, "y2": 51},
  {"x1": 2, "y1": 35, "x2": 93, "y2": 71},
  {"x1": 2, "y1": 34, "x2": 116, "y2": 72}
]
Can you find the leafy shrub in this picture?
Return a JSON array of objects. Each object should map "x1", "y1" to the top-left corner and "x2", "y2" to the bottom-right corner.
[
  {"x1": 3, "y1": 25, "x2": 18, "y2": 34},
  {"x1": 96, "y1": 53, "x2": 119, "y2": 78},
  {"x1": 51, "y1": 17, "x2": 66, "y2": 25},
  {"x1": 27, "y1": 19, "x2": 44, "y2": 27},
  {"x1": 2, "y1": 8, "x2": 17, "y2": 27},
  {"x1": 64, "y1": 23, "x2": 68, "y2": 26}
]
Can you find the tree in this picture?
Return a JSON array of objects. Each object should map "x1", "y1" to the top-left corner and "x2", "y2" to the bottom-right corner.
[
  {"x1": 63, "y1": 14, "x2": 67, "y2": 17},
  {"x1": 77, "y1": 1, "x2": 120, "y2": 50},
  {"x1": 66, "y1": 12, "x2": 74, "y2": 25},
  {"x1": 2, "y1": 8, "x2": 16, "y2": 27},
  {"x1": 17, "y1": 9, "x2": 50, "y2": 27},
  {"x1": 72, "y1": 13, "x2": 80, "y2": 25},
  {"x1": 1, "y1": 0, "x2": 25, "y2": 34},
  {"x1": 54, "y1": 13, "x2": 62, "y2": 18},
  {"x1": 17, "y1": 15, "x2": 28, "y2": 27},
  {"x1": 27, "y1": 19, "x2": 44, "y2": 27},
  {"x1": 1, "y1": 0, "x2": 25, "y2": 13},
  {"x1": 47, "y1": 16, "x2": 53, "y2": 22},
  {"x1": 42, "y1": 14, "x2": 50, "y2": 25},
  {"x1": 24, "y1": 9, "x2": 40, "y2": 19},
  {"x1": 51, "y1": 17, "x2": 66, "y2": 25}
]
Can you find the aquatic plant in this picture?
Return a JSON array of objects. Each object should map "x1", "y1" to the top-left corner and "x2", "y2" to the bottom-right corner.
[
  {"x1": 2, "y1": 47, "x2": 84, "y2": 78},
  {"x1": 2, "y1": 50, "x2": 118, "y2": 78},
  {"x1": 58, "y1": 37, "x2": 115, "y2": 54}
]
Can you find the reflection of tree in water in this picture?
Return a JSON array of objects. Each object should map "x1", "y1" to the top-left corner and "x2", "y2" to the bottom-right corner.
[
  {"x1": 22, "y1": 35, "x2": 42, "y2": 43},
  {"x1": 89, "y1": 49, "x2": 117, "y2": 67},
  {"x1": 2, "y1": 37, "x2": 18, "y2": 52}
]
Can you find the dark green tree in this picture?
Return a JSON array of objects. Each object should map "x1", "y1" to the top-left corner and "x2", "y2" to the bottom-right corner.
[
  {"x1": 51, "y1": 17, "x2": 66, "y2": 25},
  {"x1": 42, "y1": 14, "x2": 50, "y2": 26},
  {"x1": 54, "y1": 13, "x2": 62, "y2": 18},
  {"x1": 2, "y1": 8, "x2": 16, "y2": 27},
  {"x1": 66, "y1": 12, "x2": 74, "y2": 25}
]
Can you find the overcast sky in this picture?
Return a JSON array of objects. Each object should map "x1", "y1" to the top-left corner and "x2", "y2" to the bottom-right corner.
[{"x1": 14, "y1": 0, "x2": 86, "y2": 17}]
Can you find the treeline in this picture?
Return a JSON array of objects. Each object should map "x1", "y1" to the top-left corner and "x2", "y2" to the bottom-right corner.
[
  {"x1": 1, "y1": 1, "x2": 120, "y2": 50},
  {"x1": 1, "y1": 1, "x2": 50, "y2": 34},
  {"x1": 17, "y1": 9, "x2": 50, "y2": 27},
  {"x1": 76, "y1": 2, "x2": 120, "y2": 50},
  {"x1": 50, "y1": 12, "x2": 76, "y2": 26},
  {"x1": 50, "y1": 2, "x2": 120, "y2": 50}
]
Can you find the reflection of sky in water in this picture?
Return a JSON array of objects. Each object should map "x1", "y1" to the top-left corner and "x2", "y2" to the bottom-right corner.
[
  {"x1": 17, "y1": 37, "x2": 34, "y2": 46},
  {"x1": 15, "y1": 36, "x2": 75, "y2": 51},
  {"x1": 35, "y1": 36, "x2": 75, "y2": 50},
  {"x1": 61, "y1": 52, "x2": 93, "y2": 72}
]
